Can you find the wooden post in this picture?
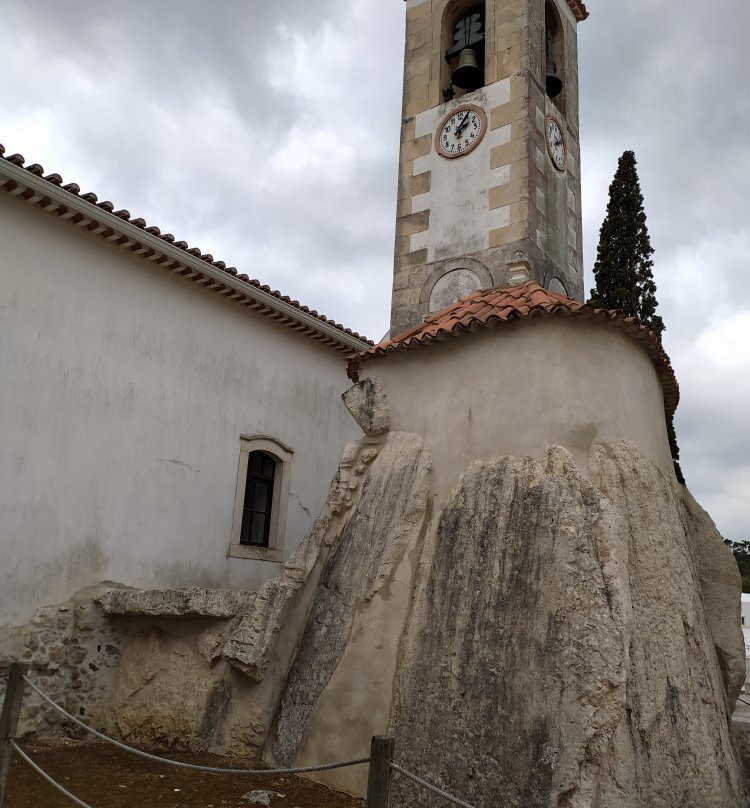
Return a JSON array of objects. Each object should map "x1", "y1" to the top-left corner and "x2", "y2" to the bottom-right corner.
[
  {"x1": 0, "y1": 664, "x2": 29, "y2": 807},
  {"x1": 366, "y1": 735, "x2": 395, "y2": 808}
]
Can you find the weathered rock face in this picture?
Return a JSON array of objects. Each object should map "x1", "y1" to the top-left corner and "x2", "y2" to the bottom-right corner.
[
  {"x1": 390, "y1": 447, "x2": 631, "y2": 808},
  {"x1": 268, "y1": 431, "x2": 431, "y2": 792},
  {"x1": 101, "y1": 626, "x2": 228, "y2": 751},
  {"x1": 587, "y1": 442, "x2": 746, "y2": 808},
  {"x1": 96, "y1": 587, "x2": 255, "y2": 618},
  {"x1": 341, "y1": 378, "x2": 389, "y2": 435},
  {"x1": 264, "y1": 436, "x2": 746, "y2": 807},
  {"x1": 388, "y1": 442, "x2": 747, "y2": 808}
]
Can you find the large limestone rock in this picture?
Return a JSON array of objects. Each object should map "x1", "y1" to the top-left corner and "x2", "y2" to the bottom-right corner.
[
  {"x1": 102, "y1": 627, "x2": 228, "y2": 751},
  {"x1": 96, "y1": 586, "x2": 255, "y2": 618},
  {"x1": 267, "y1": 437, "x2": 747, "y2": 807},
  {"x1": 268, "y1": 431, "x2": 432, "y2": 789},
  {"x1": 587, "y1": 442, "x2": 746, "y2": 807},
  {"x1": 388, "y1": 442, "x2": 747, "y2": 808},
  {"x1": 390, "y1": 447, "x2": 631, "y2": 808},
  {"x1": 341, "y1": 378, "x2": 389, "y2": 435}
]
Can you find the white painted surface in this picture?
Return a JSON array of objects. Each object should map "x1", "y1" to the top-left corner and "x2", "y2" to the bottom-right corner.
[
  {"x1": 410, "y1": 80, "x2": 511, "y2": 261},
  {"x1": 0, "y1": 193, "x2": 361, "y2": 626},
  {"x1": 741, "y1": 594, "x2": 750, "y2": 657},
  {"x1": 364, "y1": 318, "x2": 674, "y2": 503}
]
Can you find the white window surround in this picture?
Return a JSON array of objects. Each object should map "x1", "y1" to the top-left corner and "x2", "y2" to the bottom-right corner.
[{"x1": 228, "y1": 435, "x2": 293, "y2": 563}]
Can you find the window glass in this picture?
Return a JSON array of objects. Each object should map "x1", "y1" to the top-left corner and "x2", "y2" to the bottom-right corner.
[{"x1": 240, "y1": 451, "x2": 276, "y2": 547}]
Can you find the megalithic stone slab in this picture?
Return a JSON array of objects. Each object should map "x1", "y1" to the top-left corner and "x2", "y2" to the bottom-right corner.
[
  {"x1": 388, "y1": 443, "x2": 748, "y2": 808},
  {"x1": 269, "y1": 431, "x2": 431, "y2": 767},
  {"x1": 342, "y1": 379, "x2": 390, "y2": 435}
]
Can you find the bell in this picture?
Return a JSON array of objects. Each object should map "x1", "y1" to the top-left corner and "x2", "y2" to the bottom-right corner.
[
  {"x1": 545, "y1": 57, "x2": 563, "y2": 99},
  {"x1": 451, "y1": 48, "x2": 483, "y2": 91}
]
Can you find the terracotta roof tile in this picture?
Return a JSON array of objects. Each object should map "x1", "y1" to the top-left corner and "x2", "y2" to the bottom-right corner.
[
  {"x1": 0, "y1": 143, "x2": 372, "y2": 353},
  {"x1": 349, "y1": 281, "x2": 679, "y2": 418}
]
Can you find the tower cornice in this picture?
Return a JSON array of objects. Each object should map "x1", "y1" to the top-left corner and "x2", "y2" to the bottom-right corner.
[
  {"x1": 566, "y1": 0, "x2": 589, "y2": 22},
  {"x1": 402, "y1": 0, "x2": 588, "y2": 22}
]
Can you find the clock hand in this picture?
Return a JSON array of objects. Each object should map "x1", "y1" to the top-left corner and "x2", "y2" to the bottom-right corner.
[{"x1": 455, "y1": 111, "x2": 471, "y2": 136}]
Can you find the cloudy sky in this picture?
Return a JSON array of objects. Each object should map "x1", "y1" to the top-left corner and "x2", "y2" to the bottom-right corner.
[{"x1": 1, "y1": 0, "x2": 748, "y2": 537}]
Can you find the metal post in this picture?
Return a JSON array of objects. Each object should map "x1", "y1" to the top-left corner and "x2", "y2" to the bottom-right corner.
[
  {"x1": 366, "y1": 735, "x2": 395, "y2": 808},
  {"x1": 0, "y1": 664, "x2": 29, "y2": 807}
]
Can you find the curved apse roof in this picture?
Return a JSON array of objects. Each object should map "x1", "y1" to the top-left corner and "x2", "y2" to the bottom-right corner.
[{"x1": 349, "y1": 280, "x2": 678, "y2": 418}]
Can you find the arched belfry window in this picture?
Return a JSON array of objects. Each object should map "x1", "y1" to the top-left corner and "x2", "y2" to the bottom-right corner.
[
  {"x1": 240, "y1": 451, "x2": 276, "y2": 548},
  {"x1": 545, "y1": 1, "x2": 566, "y2": 113},
  {"x1": 442, "y1": 2, "x2": 486, "y2": 100}
]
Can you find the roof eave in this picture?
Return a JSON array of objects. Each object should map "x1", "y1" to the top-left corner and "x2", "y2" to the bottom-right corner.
[{"x1": 0, "y1": 158, "x2": 371, "y2": 355}]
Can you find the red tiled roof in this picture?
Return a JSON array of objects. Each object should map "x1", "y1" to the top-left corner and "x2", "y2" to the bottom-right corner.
[
  {"x1": 0, "y1": 144, "x2": 372, "y2": 354},
  {"x1": 349, "y1": 281, "x2": 679, "y2": 417}
]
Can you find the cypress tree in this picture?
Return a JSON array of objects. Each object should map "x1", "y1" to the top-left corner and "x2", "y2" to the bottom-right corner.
[
  {"x1": 589, "y1": 150, "x2": 664, "y2": 337},
  {"x1": 667, "y1": 418, "x2": 685, "y2": 485},
  {"x1": 589, "y1": 151, "x2": 685, "y2": 483}
]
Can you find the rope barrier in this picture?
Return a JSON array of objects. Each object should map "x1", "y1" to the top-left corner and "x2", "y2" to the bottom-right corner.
[
  {"x1": 391, "y1": 761, "x2": 478, "y2": 808},
  {"x1": 22, "y1": 676, "x2": 368, "y2": 776},
  {"x1": 10, "y1": 740, "x2": 96, "y2": 808},
  {"x1": 738, "y1": 696, "x2": 750, "y2": 709}
]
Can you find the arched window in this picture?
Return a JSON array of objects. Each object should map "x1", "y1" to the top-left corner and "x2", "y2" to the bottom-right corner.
[
  {"x1": 544, "y1": 2, "x2": 566, "y2": 113},
  {"x1": 240, "y1": 451, "x2": 276, "y2": 548},
  {"x1": 229, "y1": 436, "x2": 293, "y2": 562},
  {"x1": 442, "y1": 2, "x2": 486, "y2": 99}
]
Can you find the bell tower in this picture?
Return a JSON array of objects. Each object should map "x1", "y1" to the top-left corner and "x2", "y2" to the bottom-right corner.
[{"x1": 391, "y1": 0, "x2": 588, "y2": 336}]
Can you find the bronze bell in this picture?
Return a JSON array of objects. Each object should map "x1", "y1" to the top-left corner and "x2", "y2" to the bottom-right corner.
[
  {"x1": 451, "y1": 47, "x2": 483, "y2": 91},
  {"x1": 545, "y1": 56, "x2": 563, "y2": 99}
]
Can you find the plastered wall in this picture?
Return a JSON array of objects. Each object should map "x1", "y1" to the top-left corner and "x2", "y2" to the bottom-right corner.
[
  {"x1": 363, "y1": 317, "x2": 674, "y2": 502},
  {"x1": 0, "y1": 193, "x2": 360, "y2": 625}
]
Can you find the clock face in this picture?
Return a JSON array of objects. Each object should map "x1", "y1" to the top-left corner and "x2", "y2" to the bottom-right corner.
[
  {"x1": 435, "y1": 105, "x2": 487, "y2": 159},
  {"x1": 545, "y1": 115, "x2": 567, "y2": 171}
]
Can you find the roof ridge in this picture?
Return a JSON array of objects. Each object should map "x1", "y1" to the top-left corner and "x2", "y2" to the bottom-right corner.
[{"x1": 0, "y1": 142, "x2": 373, "y2": 351}]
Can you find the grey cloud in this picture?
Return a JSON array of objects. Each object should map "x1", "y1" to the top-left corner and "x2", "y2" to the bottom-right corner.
[{"x1": 1, "y1": 0, "x2": 748, "y2": 535}]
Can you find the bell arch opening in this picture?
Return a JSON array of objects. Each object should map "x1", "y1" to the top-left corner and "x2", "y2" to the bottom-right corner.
[
  {"x1": 545, "y1": 1, "x2": 566, "y2": 116},
  {"x1": 441, "y1": 1, "x2": 486, "y2": 101}
]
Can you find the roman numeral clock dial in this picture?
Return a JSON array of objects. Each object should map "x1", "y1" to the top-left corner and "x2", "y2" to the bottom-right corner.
[{"x1": 435, "y1": 105, "x2": 487, "y2": 159}]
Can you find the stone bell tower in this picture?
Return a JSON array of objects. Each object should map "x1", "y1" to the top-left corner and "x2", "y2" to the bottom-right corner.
[{"x1": 391, "y1": 0, "x2": 588, "y2": 336}]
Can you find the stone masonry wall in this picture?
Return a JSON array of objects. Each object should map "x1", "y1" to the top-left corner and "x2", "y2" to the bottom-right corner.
[{"x1": 0, "y1": 586, "x2": 124, "y2": 737}]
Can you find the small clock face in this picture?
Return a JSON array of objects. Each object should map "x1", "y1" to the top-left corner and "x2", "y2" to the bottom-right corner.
[
  {"x1": 545, "y1": 115, "x2": 566, "y2": 171},
  {"x1": 436, "y1": 105, "x2": 487, "y2": 159}
]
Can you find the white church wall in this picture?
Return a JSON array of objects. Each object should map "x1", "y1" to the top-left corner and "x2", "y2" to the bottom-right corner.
[
  {"x1": 363, "y1": 317, "x2": 674, "y2": 504},
  {"x1": 0, "y1": 192, "x2": 361, "y2": 626},
  {"x1": 741, "y1": 594, "x2": 750, "y2": 658}
]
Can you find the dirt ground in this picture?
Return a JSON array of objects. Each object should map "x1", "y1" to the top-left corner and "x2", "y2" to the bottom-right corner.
[{"x1": 4, "y1": 739, "x2": 364, "y2": 808}]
